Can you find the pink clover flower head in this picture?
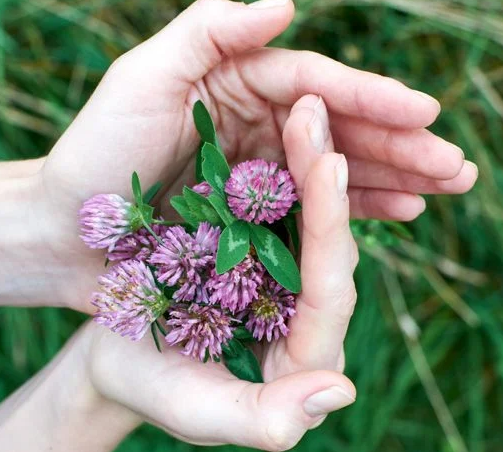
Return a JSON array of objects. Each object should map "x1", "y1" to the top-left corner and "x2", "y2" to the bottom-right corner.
[
  {"x1": 206, "y1": 255, "x2": 265, "y2": 313},
  {"x1": 165, "y1": 304, "x2": 233, "y2": 361},
  {"x1": 149, "y1": 223, "x2": 220, "y2": 302},
  {"x1": 79, "y1": 194, "x2": 137, "y2": 251},
  {"x1": 192, "y1": 181, "x2": 213, "y2": 197},
  {"x1": 92, "y1": 259, "x2": 169, "y2": 341},
  {"x1": 225, "y1": 159, "x2": 297, "y2": 224},
  {"x1": 193, "y1": 221, "x2": 220, "y2": 255},
  {"x1": 106, "y1": 223, "x2": 168, "y2": 263},
  {"x1": 245, "y1": 276, "x2": 296, "y2": 341}
]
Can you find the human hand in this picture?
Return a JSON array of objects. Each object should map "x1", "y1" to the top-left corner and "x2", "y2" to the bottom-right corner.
[
  {"x1": 0, "y1": 126, "x2": 359, "y2": 451},
  {"x1": 1, "y1": 0, "x2": 476, "y2": 312},
  {"x1": 87, "y1": 144, "x2": 358, "y2": 451}
]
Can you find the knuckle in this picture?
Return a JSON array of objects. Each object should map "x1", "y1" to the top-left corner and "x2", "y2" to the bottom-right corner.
[
  {"x1": 105, "y1": 49, "x2": 153, "y2": 87},
  {"x1": 331, "y1": 281, "x2": 357, "y2": 321},
  {"x1": 350, "y1": 237, "x2": 360, "y2": 271},
  {"x1": 193, "y1": 0, "x2": 228, "y2": 21},
  {"x1": 193, "y1": 0, "x2": 216, "y2": 15},
  {"x1": 108, "y1": 53, "x2": 131, "y2": 75},
  {"x1": 308, "y1": 415, "x2": 327, "y2": 430},
  {"x1": 293, "y1": 50, "x2": 322, "y2": 97},
  {"x1": 106, "y1": 51, "x2": 140, "y2": 82},
  {"x1": 303, "y1": 210, "x2": 350, "y2": 242},
  {"x1": 336, "y1": 348, "x2": 346, "y2": 372},
  {"x1": 382, "y1": 128, "x2": 399, "y2": 159}
]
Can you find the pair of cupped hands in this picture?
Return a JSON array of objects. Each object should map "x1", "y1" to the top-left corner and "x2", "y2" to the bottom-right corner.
[{"x1": 0, "y1": 0, "x2": 477, "y2": 450}]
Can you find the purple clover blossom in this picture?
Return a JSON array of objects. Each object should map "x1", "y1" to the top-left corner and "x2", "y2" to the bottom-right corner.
[
  {"x1": 225, "y1": 159, "x2": 297, "y2": 224},
  {"x1": 165, "y1": 304, "x2": 234, "y2": 361},
  {"x1": 92, "y1": 260, "x2": 169, "y2": 341},
  {"x1": 206, "y1": 255, "x2": 265, "y2": 313},
  {"x1": 79, "y1": 194, "x2": 138, "y2": 251},
  {"x1": 193, "y1": 221, "x2": 220, "y2": 254},
  {"x1": 149, "y1": 222, "x2": 220, "y2": 302},
  {"x1": 192, "y1": 181, "x2": 213, "y2": 197},
  {"x1": 245, "y1": 276, "x2": 296, "y2": 341},
  {"x1": 106, "y1": 223, "x2": 169, "y2": 263}
]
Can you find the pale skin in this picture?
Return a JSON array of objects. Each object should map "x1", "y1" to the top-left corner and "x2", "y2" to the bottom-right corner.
[
  {"x1": 0, "y1": 151, "x2": 358, "y2": 452},
  {"x1": 0, "y1": 0, "x2": 478, "y2": 450},
  {"x1": 0, "y1": 0, "x2": 477, "y2": 313}
]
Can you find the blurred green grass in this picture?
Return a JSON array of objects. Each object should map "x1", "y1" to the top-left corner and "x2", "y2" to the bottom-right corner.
[{"x1": 1, "y1": 0, "x2": 503, "y2": 451}]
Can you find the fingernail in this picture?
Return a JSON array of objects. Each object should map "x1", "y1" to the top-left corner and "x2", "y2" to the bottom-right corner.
[
  {"x1": 307, "y1": 96, "x2": 330, "y2": 154},
  {"x1": 413, "y1": 90, "x2": 441, "y2": 111},
  {"x1": 303, "y1": 386, "x2": 355, "y2": 417},
  {"x1": 248, "y1": 0, "x2": 289, "y2": 9},
  {"x1": 467, "y1": 160, "x2": 479, "y2": 176},
  {"x1": 450, "y1": 143, "x2": 465, "y2": 159},
  {"x1": 417, "y1": 196, "x2": 427, "y2": 213},
  {"x1": 308, "y1": 415, "x2": 327, "y2": 430},
  {"x1": 335, "y1": 155, "x2": 348, "y2": 198}
]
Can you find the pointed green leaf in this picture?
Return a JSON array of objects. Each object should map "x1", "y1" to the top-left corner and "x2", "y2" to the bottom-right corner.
[
  {"x1": 195, "y1": 145, "x2": 205, "y2": 183},
  {"x1": 193, "y1": 100, "x2": 222, "y2": 183},
  {"x1": 283, "y1": 213, "x2": 300, "y2": 257},
  {"x1": 201, "y1": 143, "x2": 231, "y2": 196},
  {"x1": 222, "y1": 338, "x2": 263, "y2": 383},
  {"x1": 143, "y1": 181, "x2": 163, "y2": 205},
  {"x1": 233, "y1": 326, "x2": 254, "y2": 342},
  {"x1": 216, "y1": 221, "x2": 250, "y2": 274},
  {"x1": 183, "y1": 187, "x2": 222, "y2": 226},
  {"x1": 151, "y1": 323, "x2": 162, "y2": 354},
  {"x1": 221, "y1": 337, "x2": 240, "y2": 358},
  {"x1": 155, "y1": 319, "x2": 167, "y2": 336},
  {"x1": 207, "y1": 193, "x2": 236, "y2": 226},
  {"x1": 249, "y1": 224, "x2": 301, "y2": 293},
  {"x1": 131, "y1": 172, "x2": 142, "y2": 205},
  {"x1": 193, "y1": 100, "x2": 218, "y2": 146},
  {"x1": 170, "y1": 195, "x2": 198, "y2": 228}
]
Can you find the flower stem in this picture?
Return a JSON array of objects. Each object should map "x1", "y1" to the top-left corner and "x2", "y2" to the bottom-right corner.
[
  {"x1": 155, "y1": 319, "x2": 167, "y2": 336},
  {"x1": 151, "y1": 323, "x2": 162, "y2": 353},
  {"x1": 152, "y1": 219, "x2": 177, "y2": 226},
  {"x1": 142, "y1": 219, "x2": 162, "y2": 244}
]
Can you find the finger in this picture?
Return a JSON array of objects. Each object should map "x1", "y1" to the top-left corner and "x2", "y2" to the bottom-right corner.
[
  {"x1": 332, "y1": 116, "x2": 465, "y2": 180},
  {"x1": 238, "y1": 47, "x2": 441, "y2": 129},
  {"x1": 286, "y1": 152, "x2": 356, "y2": 371},
  {"x1": 283, "y1": 94, "x2": 335, "y2": 199},
  {"x1": 282, "y1": 103, "x2": 429, "y2": 221},
  {"x1": 347, "y1": 158, "x2": 478, "y2": 194},
  {"x1": 90, "y1": 323, "x2": 356, "y2": 452},
  {"x1": 44, "y1": 0, "x2": 295, "y2": 200},
  {"x1": 348, "y1": 188, "x2": 426, "y2": 221},
  {"x1": 161, "y1": 369, "x2": 356, "y2": 451},
  {"x1": 135, "y1": 0, "x2": 295, "y2": 85}
]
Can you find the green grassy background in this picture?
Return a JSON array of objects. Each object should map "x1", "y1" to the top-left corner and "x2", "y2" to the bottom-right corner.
[{"x1": 1, "y1": 0, "x2": 502, "y2": 451}]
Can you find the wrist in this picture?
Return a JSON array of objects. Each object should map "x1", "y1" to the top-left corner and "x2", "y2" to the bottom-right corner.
[
  {"x1": 0, "y1": 173, "x2": 48, "y2": 306},
  {"x1": 0, "y1": 322, "x2": 141, "y2": 451},
  {"x1": 0, "y1": 170, "x2": 82, "y2": 310}
]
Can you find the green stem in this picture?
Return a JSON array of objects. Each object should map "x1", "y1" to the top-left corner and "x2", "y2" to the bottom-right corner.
[
  {"x1": 152, "y1": 219, "x2": 178, "y2": 226},
  {"x1": 155, "y1": 319, "x2": 167, "y2": 336},
  {"x1": 142, "y1": 219, "x2": 162, "y2": 244},
  {"x1": 151, "y1": 323, "x2": 162, "y2": 353}
]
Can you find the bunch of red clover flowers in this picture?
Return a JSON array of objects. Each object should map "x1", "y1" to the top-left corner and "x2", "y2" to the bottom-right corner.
[{"x1": 79, "y1": 102, "x2": 301, "y2": 382}]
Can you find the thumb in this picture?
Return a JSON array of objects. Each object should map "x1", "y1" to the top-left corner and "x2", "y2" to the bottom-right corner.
[
  {"x1": 193, "y1": 370, "x2": 356, "y2": 451},
  {"x1": 137, "y1": 0, "x2": 294, "y2": 84},
  {"x1": 242, "y1": 370, "x2": 356, "y2": 451}
]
